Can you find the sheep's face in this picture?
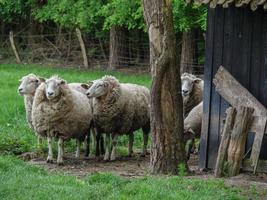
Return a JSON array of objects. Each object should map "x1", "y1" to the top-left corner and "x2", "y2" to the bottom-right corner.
[
  {"x1": 86, "y1": 80, "x2": 108, "y2": 98},
  {"x1": 45, "y1": 77, "x2": 66, "y2": 100},
  {"x1": 18, "y1": 74, "x2": 45, "y2": 95},
  {"x1": 181, "y1": 77, "x2": 194, "y2": 97},
  {"x1": 181, "y1": 75, "x2": 201, "y2": 98}
]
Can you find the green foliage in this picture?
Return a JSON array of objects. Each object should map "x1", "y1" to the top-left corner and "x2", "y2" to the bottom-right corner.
[
  {"x1": 172, "y1": 0, "x2": 207, "y2": 32},
  {"x1": 0, "y1": 0, "x2": 34, "y2": 22},
  {"x1": 33, "y1": 0, "x2": 104, "y2": 31},
  {"x1": 100, "y1": 0, "x2": 145, "y2": 30},
  {"x1": 0, "y1": 63, "x2": 151, "y2": 156},
  {"x1": 0, "y1": 155, "x2": 248, "y2": 200}
]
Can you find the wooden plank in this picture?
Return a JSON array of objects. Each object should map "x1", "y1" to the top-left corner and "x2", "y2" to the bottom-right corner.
[
  {"x1": 199, "y1": 7, "x2": 216, "y2": 169},
  {"x1": 243, "y1": 159, "x2": 267, "y2": 173},
  {"x1": 227, "y1": 106, "x2": 254, "y2": 176},
  {"x1": 207, "y1": 6, "x2": 225, "y2": 169},
  {"x1": 250, "y1": 116, "x2": 267, "y2": 174},
  {"x1": 214, "y1": 107, "x2": 236, "y2": 177},
  {"x1": 213, "y1": 66, "x2": 267, "y2": 117},
  {"x1": 218, "y1": 7, "x2": 235, "y2": 146}
]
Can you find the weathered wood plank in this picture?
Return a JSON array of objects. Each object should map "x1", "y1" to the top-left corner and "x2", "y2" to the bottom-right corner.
[
  {"x1": 213, "y1": 66, "x2": 267, "y2": 116},
  {"x1": 214, "y1": 107, "x2": 236, "y2": 177},
  {"x1": 250, "y1": 116, "x2": 267, "y2": 174},
  {"x1": 227, "y1": 106, "x2": 254, "y2": 176},
  {"x1": 207, "y1": 6, "x2": 225, "y2": 169},
  {"x1": 243, "y1": 159, "x2": 267, "y2": 173},
  {"x1": 199, "y1": 7, "x2": 216, "y2": 169}
]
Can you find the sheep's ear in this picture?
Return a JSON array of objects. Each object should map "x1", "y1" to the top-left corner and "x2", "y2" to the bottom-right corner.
[
  {"x1": 81, "y1": 83, "x2": 90, "y2": 90},
  {"x1": 194, "y1": 78, "x2": 202, "y2": 84},
  {"x1": 60, "y1": 80, "x2": 67, "y2": 84},
  {"x1": 103, "y1": 81, "x2": 109, "y2": 87},
  {"x1": 38, "y1": 77, "x2": 46, "y2": 83}
]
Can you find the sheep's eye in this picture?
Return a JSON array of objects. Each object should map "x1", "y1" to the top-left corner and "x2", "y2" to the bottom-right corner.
[{"x1": 97, "y1": 84, "x2": 102, "y2": 88}]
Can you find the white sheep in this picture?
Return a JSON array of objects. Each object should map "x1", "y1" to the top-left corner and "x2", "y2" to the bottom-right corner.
[
  {"x1": 18, "y1": 74, "x2": 91, "y2": 148},
  {"x1": 181, "y1": 73, "x2": 203, "y2": 117},
  {"x1": 32, "y1": 75, "x2": 93, "y2": 164},
  {"x1": 18, "y1": 74, "x2": 45, "y2": 146},
  {"x1": 184, "y1": 101, "x2": 203, "y2": 159},
  {"x1": 84, "y1": 75, "x2": 150, "y2": 161}
]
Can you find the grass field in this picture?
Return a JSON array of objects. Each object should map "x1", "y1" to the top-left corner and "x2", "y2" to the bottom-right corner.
[
  {"x1": 0, "y1": 64, "x2": 256, "y2": 199},
  {"x1": 0, "y1": 156, "x2": 248, "y2": 200}
]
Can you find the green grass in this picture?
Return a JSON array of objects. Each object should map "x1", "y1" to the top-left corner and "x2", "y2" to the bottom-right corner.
[
  {"x1": 0, "y1": 63, "x2": 151, "y2": 155},
  {"x1": 0, "y1": 155, "x2": 246, "y2": 200}
]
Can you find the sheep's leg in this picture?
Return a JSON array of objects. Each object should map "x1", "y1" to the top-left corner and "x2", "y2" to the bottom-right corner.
[
  {"x1": 84, "y1": 134, "x2": 90, "y2": 158},
  {"x1": 37, "y1": 135, "x2": 42, "y2": 148},
  {"x1": 75, "y1": 139, "x2": 81, "y2": 158},
  {"x1": 110, "y1": 134, "x2": 118, "y2": 161},
  {"x1": 185, "y1": 139, "x2": 193, "y2": 160},
  {"x1": 57, "y1": 138, "x2": 64, "y2": 165},
  {"x1": 95, "y1": 129, "x2": 101, "y2": 158},
  {"x1": 128, "y1": 132, "x2": 134, "y2": 157},
  {"x1": 46, "y1": 137, "x2": 53, "y2": 163},
  {"x1": 104, "y1": 133, "x2": 111, "y2": 161},
  {"x1": 141, "y1": 133, "x2": 149, "y2": 157},
  {"x1": 100, "y1": 135, "x2": 105, "y2": 155}
]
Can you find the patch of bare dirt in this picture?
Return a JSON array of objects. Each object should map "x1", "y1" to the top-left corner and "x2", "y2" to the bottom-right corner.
[{"x1": 29, "y1": 153, "x2": 150, "y2": 178}]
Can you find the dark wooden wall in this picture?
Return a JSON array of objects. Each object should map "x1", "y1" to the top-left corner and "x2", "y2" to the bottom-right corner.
[{"x1": 200, "y1": 6, "x2": 267, "y2": 169}]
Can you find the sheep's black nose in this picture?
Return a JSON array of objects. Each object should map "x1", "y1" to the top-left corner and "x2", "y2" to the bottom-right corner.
[
  {"x1": 182, "y1": 90, "x2": 188, "y2": 94},
  {"x1": 48, "y1": 92, "x2": 54, "y2": 96},
  {"x1": 86, "y1": 92, "x2": 90, "y2": 96},
  {"x1": 18, "y1": 88, "x2": 23, "y2": 92}
]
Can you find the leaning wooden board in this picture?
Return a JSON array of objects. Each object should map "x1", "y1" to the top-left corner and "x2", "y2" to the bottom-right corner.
[
  {"x1": 213, "y1": 66, "x2": 267, "y2": 173},
  {"x1": 213, "y1": 66, "x2": 267, "y2": 135}
]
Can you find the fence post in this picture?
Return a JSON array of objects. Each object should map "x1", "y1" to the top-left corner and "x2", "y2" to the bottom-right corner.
[
  {"x1": 9, "y1": 31, "x2": 21, "y2": 63},
  {"x1": 76, "y1": 28, "x2": 89, "y2": 69}
]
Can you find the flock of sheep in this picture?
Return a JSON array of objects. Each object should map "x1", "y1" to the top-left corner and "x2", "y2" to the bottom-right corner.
[{"x1": 17, "y1": 72, "x2": 203, "y2": 165}]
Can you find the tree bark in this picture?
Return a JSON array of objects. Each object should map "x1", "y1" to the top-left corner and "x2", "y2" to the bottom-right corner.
[
  {"x1": 108, "y1": 26, "x2": 129, "y2": 70},
  {"x1": 143, "y1": 0, "x2": 187, "y2": 174},
  {"x1": 76, "y1": 28, "x2": 89, "y2": 69},
  {"x1": 180, "y1": 29, "x2": 197, "y2": 74}
]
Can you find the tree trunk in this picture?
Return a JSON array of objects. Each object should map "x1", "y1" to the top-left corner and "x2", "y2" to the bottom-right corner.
[
  {"x1": 143, "y1": 0, "x2": 187, "y2": 175},
  {"x1": 108, "y1": 26, "x2": 129, "y2": 70},
  {"x1": 180, "y1": 29, "x2": 197, "y2": 74}
]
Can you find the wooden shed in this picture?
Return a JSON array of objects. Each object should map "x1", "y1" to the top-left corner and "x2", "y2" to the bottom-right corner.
[{"x1": 196, "y1": 0, "x2": 267, "y2": 171}]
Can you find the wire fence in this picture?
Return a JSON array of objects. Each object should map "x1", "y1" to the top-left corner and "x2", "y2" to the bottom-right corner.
[{"x1": 0, "y1": 30, "x2": 204, "y2": 75}]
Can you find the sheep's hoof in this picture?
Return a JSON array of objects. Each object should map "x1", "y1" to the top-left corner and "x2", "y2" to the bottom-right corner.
[
  {"x1": 57, "y1": 161, "x2": 64, "y2": 166},
  {"x1": 103, "y1": 157, "x2": 109, "y2": 162},
  {"x1": 46, "y1": 159, "x2": 53, "y2": 163},
  {"x1": 110, "y1": 156, "x2": 116, "y2": 161}
]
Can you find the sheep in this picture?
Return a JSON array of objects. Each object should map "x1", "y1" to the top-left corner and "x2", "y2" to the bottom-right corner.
[
  {"x1": 32, "y1": 75, "x2": 93, "y2": 164},
  {"x1": 84, "y1": 75, "x2": 150, "y2": 161},
  {"x1": 18, "y1": 74, "x2": 45, "y2": 146},
  {"x1": 17, "y1": 74, "x2": 90, "y2": 147},
  {"x1": 181, "y1": 73, "x2": 203, "y2": 117},
  {"x1": 184, "y1": 101, "x2": 203, "y2": 159}
]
